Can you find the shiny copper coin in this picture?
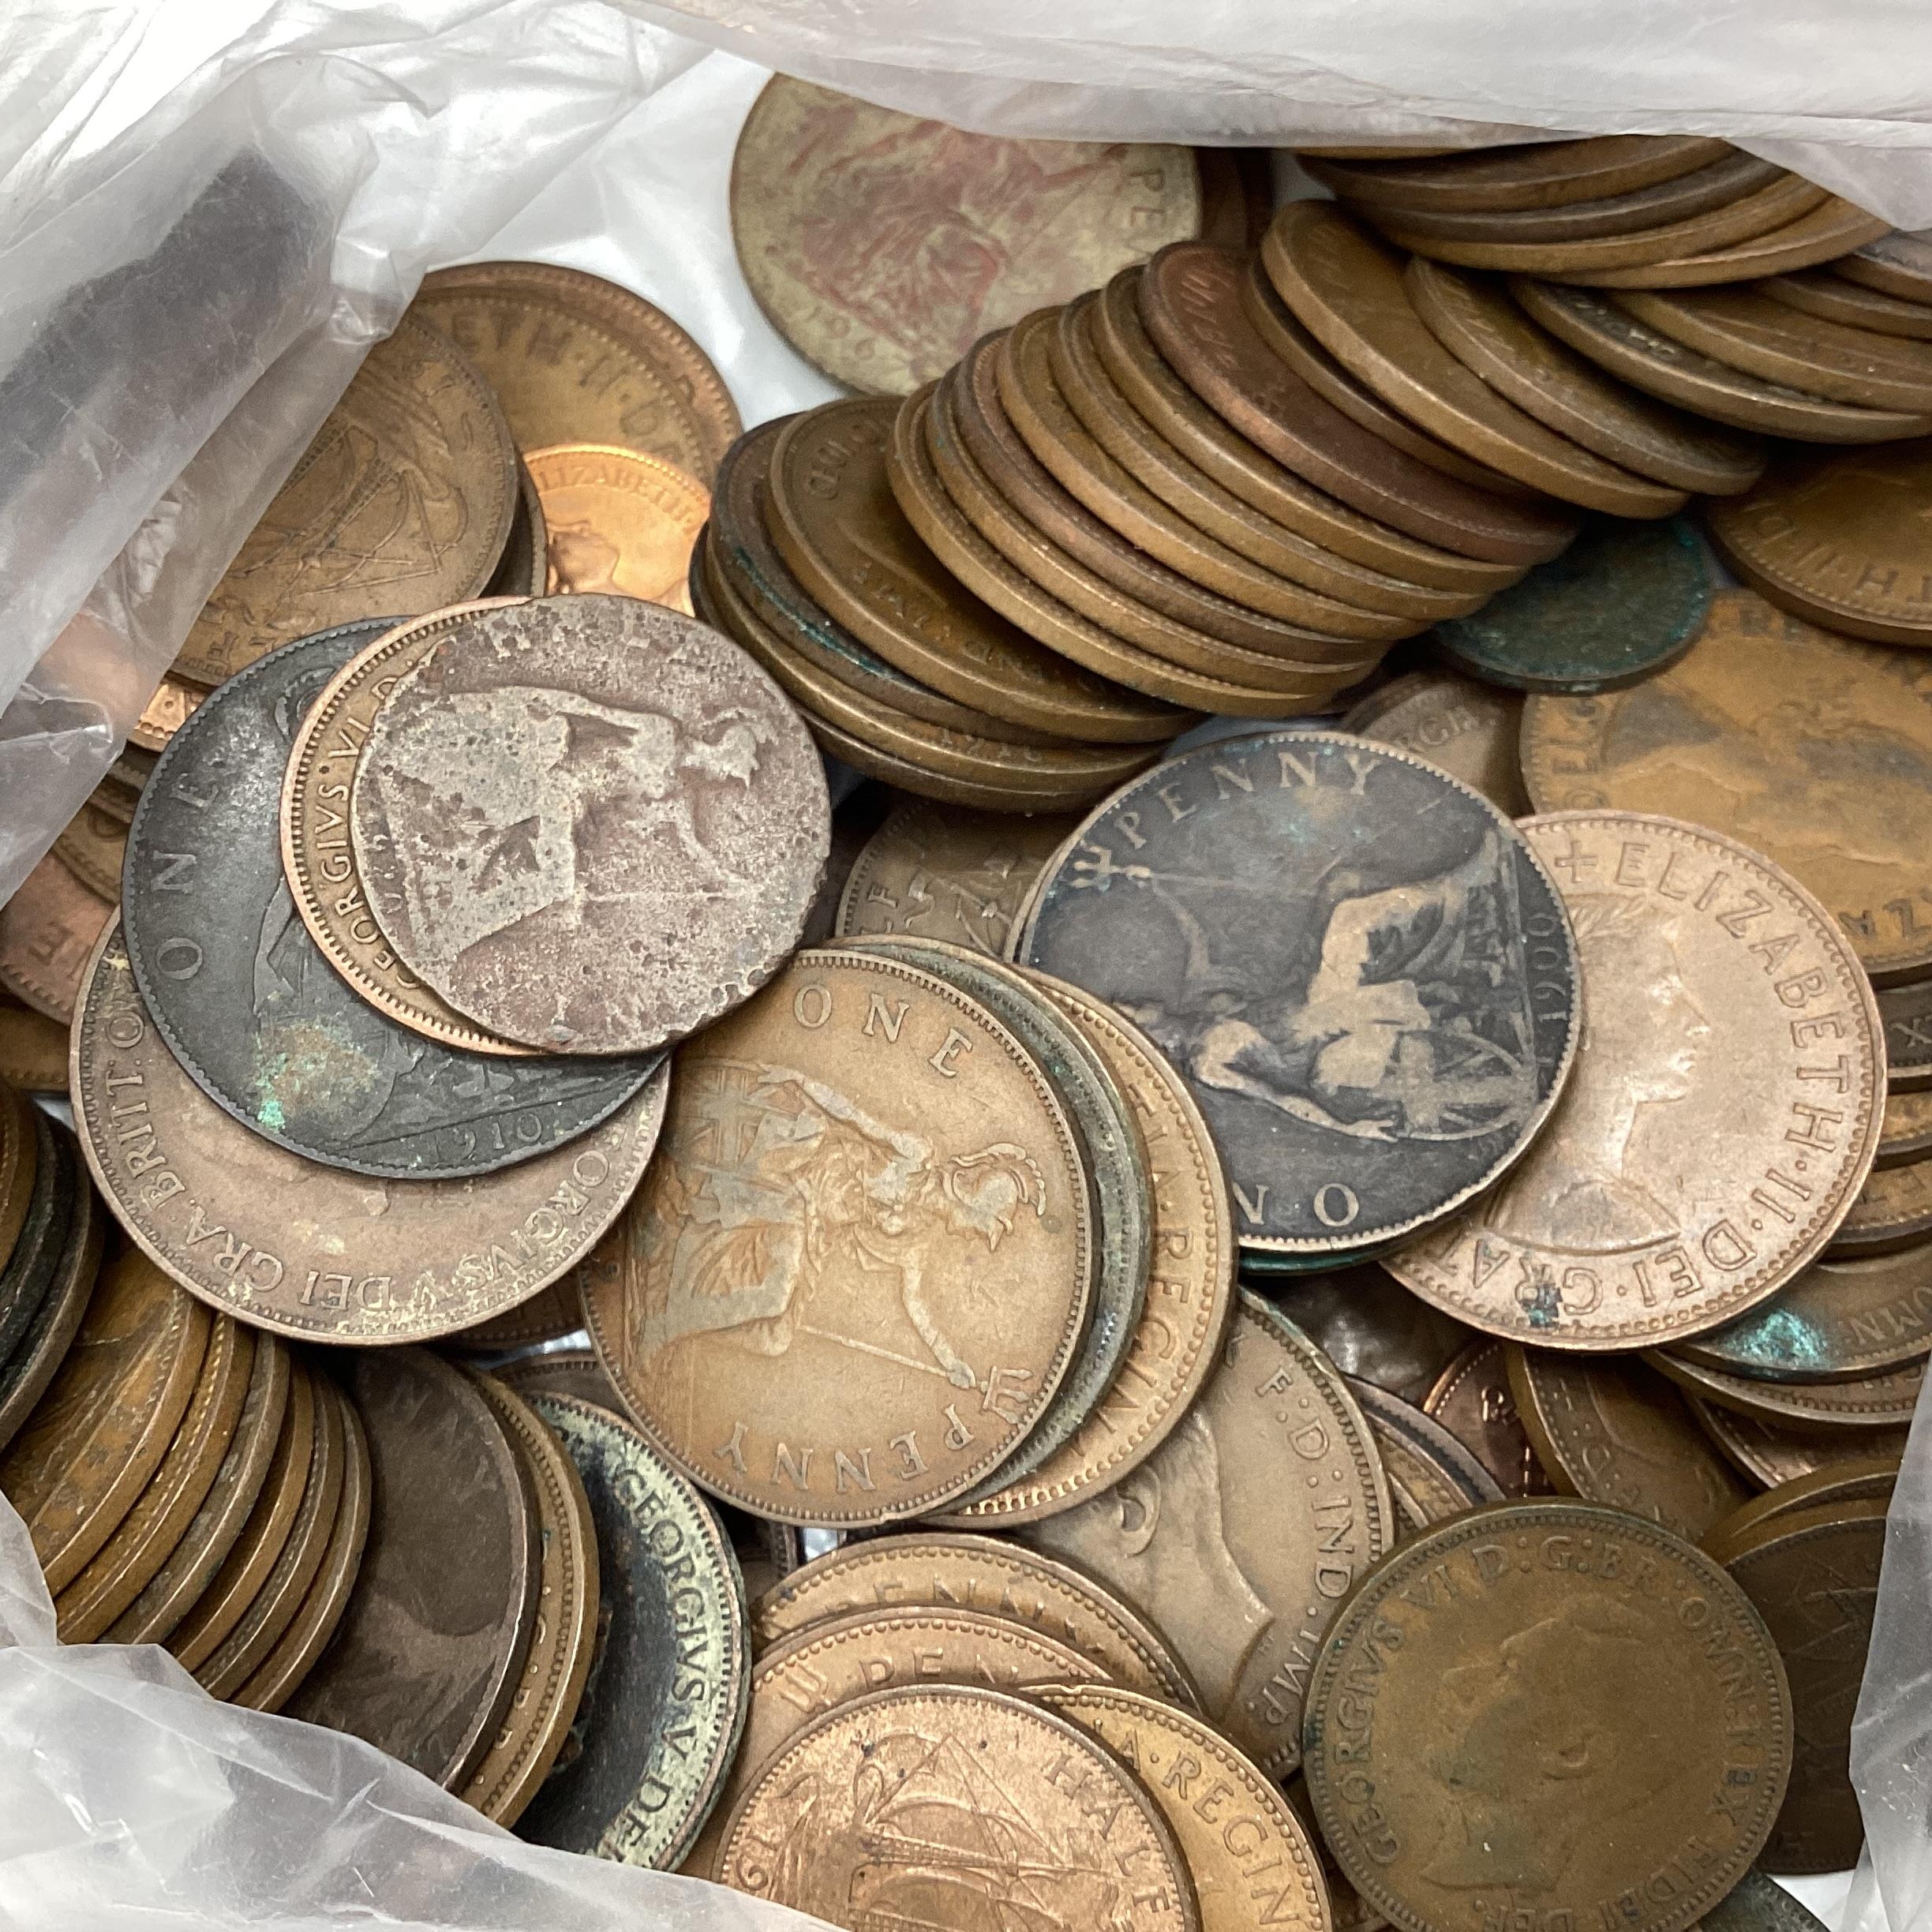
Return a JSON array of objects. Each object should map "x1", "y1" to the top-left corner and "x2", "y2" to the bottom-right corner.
[
  {"x1": 1301, "y1": 136, "x2": 1735, "y2": 215},
  {"x1": 1829, "y1": 1151, "x2": 1932, "y2": 1254},
  {"x1": 748, "y1": 1531, "x2": 1195, "y2": 1702},
  {"x1": 1694, "y1": 1394, "x2": 1907, "y2": 1488},
  {"x1": 1839, "y1": 233, "x2": 1932, "y2": 303},
  {"x1": 0, "y1": 1163, "x2": 103, "y2": 1459},
  {"x1": 1762, "y1": 268, "x2": 1932, "y2": 339},
  {"x1": 174, "y1": 317, "x2": 515, "y2": 687},
  {"x1": 1654, "y1": 1349, "x2": 1923, "y2": 1428},
  {"x1": 51, "y1": 803, "x2": 127, "y2": 904},
  {"x1": 0, "y1": 1002, "x2": 69, "y2": 1096},
  {"x1": 72, "y1": 921, "x2": 670, "y2": 1342},
  {"x1": 1702, "y1": 1456, "x2": 1900, "y2": 1550},
  {"x1": 1390, "y1": 813, "x2": 1883, "y2": 1346},
  {"x1": 0, "y1": 852, "x2": 110, "y2": 1024},
  {"x1": 1342, "y1": 668, "x2": 1530, "y2": 815},
  {"x1": 1346, "y1": 1376, "x2": 1503, "y2": 1535},
  {"x1": 414, "y1": 261, "x2": 739, "y2": 483},
  {"x1": 1880, "y1": 1088, "x2": 1932, "y2": 1169},
  {"x1": 527, "y1": 443, "x2": 707, "y2": 612},
  {"x1": 732, "y1": 77, "x2": 1201, "y2": 395},
  {"x1": 1423, "y1": 1336, "x2": 1555, "y2": 1496},
  {"x1": 129, "y1": 674, "x2": 206, "y2": 754},
  {"x1": 1303, "y1": 1501, "x2": 1793, "y2": 1932},
  {"x1": 1577, "y1": 197, "x2": 1891, "y2": 290}
]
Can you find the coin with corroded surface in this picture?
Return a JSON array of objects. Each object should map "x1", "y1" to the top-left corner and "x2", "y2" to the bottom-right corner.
[
  {"x1": 1342, "y1": 670, "x2": 1529, "y2": 815},
  {"x1": 732, "y1": 77, "x2": 1200, "y2": 395},
  {"x1": 717, "y1": 1683, "x2": 1200, "y2": 1930},
  {"x1": 1028, "y1": 1294, "x2": 1393, "y2": 1780},
  {"x1": 1424, "y1": 1335, "x2": 1555, "y2": 1496},
  {"x1": 1039, "y1": 1683, "x2": 1328, "y2": 1932},
  {"x1": 285, "y1": 1350, "x2": 537, "y2": 1789},
  {"x1": 527, "y1": 444, "x2": 708, "y2": 612},
  {"x1": 174, "y1": 318, "x2": 515, "y2": 686},
  {"x1": 515, "y1": 1394, "x2": 747, "y2": 1867},
  {"x1": 1020, "y1": 730, "x2": 1579, "y2": 1254},
  {"x1": 1390, "y1": 813, "x2": 1882, "y2": 1347},
  {"x1": 350, "y1": 594, "x2": 829, "y2": 1055},
  {"x1": 72, "y1": 922, "x2": 668, "y2": 1342},
  {"x1": 129, "y1": 623, "x2": 660, "y2": 1177},
  {"x1": 1262, "y1": 1261, "x2": 1476, "y2": 1408},
  {"x1": 1303, "y1": 1502, "x2": 1794, "y2": 1932},
  {"x1": 0, "y1": 853, "x2": 110, "y2": 1024},
  {"x1": 1522, "y1": 592, "x2": 1932, "y2": 983},
  {"x1": 584, "y1": 949, "x2": 1093, "y2": 1526}
]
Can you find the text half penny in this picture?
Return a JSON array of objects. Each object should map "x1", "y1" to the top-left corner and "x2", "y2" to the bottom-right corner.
[
  {"x1": 585, "y1": 950, "x2": 1095, "y2": 1526},
  {"x1": 284, "y1": 1350, "x2": 539, "y2": 1791},
  {"x1": 1026, "y1": 1293, "x2": 1393, "y2": 1780},
  {"x1": 1423, "y1": 1336, "x2": 1555, "y2": 1496},
  {"x1": 0, "y1": 853, "x2": 111, "y2": 1025},
  {"x1": 1520, "y1": 590, "x2": 1932, "y2": 982},
  {"x1": 715, "y1": 1683, "x2": 1200, "y2": 1932},
  {"x1": 1039, "y1": 1683, "x2": 1328, "y2": 1932},
  {"x1": 1341, "y1": 670, "x2": 1529, "y2": 816},
  {"x1": 1390, "y1": 813, "x2": 1883, "y2": 1347},
  {"x1": 1303, "y1": 1503, "x2": 1792, "y2": 1932},
  {"x1": 72, "y1": 919, "x2": 670, "y2": 1344},
  {"x1": 526, "y1": 443, "x2": 708, "y2": 611},
  {"x1": 1019, "y1": 731, "x2": 1580, "y2": 1253}
]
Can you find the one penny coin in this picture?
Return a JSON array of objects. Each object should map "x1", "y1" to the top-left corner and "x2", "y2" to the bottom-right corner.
[
  {"x1": 0, "y1": 852, "x2": 110, "y2": 1024},
  {"x1": 1423, "y1": 1336, "x2": 1555, "y2": 1496},
  {"x1": 526, "y1": 443, "x2": 708, "y2": 611},
  {"x1": 1342, "y1": 669, "x2": 1530, "y2": 815}
]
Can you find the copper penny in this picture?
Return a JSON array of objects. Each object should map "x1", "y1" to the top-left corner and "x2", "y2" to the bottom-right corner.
[
  {"x1": 51, "y1": 803, "x2": 127, "y2": 904},
  {"x1": 1692, "y1": 1395, "x2": 1907, "y2": 1489},
  {"x1": 1389, "y1": 813, "x2": 1883, "y2": 1346},
  {"x1": 1520, "y1": 592, "x2": 1932, "y2": 981},
  {"x1": 130, "y1": 674, "x2": 207, "y2": 755},
  {"x1": 1762, "y1": 268, "x2": 1932, "y2": 341},
  {"x1": 1260, "y1": 1260, "x2": 1476, "y2": 1409},
  {"x1": 286, "y1": 1350, "x2": 539, "y2": 1788},
  {"x1": 1301, "y1": 136, "x2": 1735, "y2": 215},
  {"x1": 1039, "y1": 1683, "x2": 1327, "y2": 1932},
  {"x1": 1302, "y1": 1502, "x2": 1793, "y2": 1932},
  {"x1": 0, "y1": 1002, "x2": 69, "y2": 1096},
  {"x1": 1827, "y1": 1151, "x2": 1932, "y2": 1254},
  {"x1": 350, "y1": 594, "x2": 829, "y2": 1055},
  {"x1": 0, "y1": 1141, "x2": 103, "y2": 1459},
  {"x1": 527, "y1": 443, "x2": 708, "y2": 612},
  {"x1": 1653, "y1": 1350, "x2": 1923, "y2": 1428},
  {"x1": 492, "y1": 1347, "x2": 623, "y2": 1414},
  {"x1": 457, "y1": 1376, "x2": 599, "y2": 1825},
  {"x1": 731, "y1": 76, "x2": 1200, "y2": 395},
  {"x1": 1287, "y1": 1775, "x2": 1386, "y2": 1932},
  {"x1": 0, "y1": 852, "x2": 110, "y2": 1024},
  {"x1": 1028, "y1": 1294, "x2": 1393, "y2": 1780},
  {"x1": 1505, "y1": 1345, "x2": 1751, "y2": 1542},
  {"x1": 715, "y1": 1683, "x2": 1200, "y2": 1929},
  {"x1": 1342, "y1": 668, "x2": 1530, "y2": 815},
  {"x1": 1422, "y1": 1336, "x2": 1555, "y2": 1496},
  {"x1": 1708, "y1": 442, "x2": 1932, "y2": 647},
  {"x1": 1702, "y1": 1456, "x2": 1900, "y2": 1551},
  {"x1": 174, "y1": 316, "x2": 515, "y2": 687},
  {"x1": 583, "y1": 949, "x2": 1095, "y2": 1526},
  {"x1": 1577, "y1": 197, "x2": 1891, "y2": 291},
  {"x1": 72, "y1": 919, "x2": 670, "y2": 1342},
  {"x1": 1839, "y1": 232, "x2": 1932, "y2": 303},
  {"x1": 1880, "y1": 1088, "x2": 1932, "y2": 1168},
  {"x1": 414, "y1": 261, "x2": 739, "y2": 483}
]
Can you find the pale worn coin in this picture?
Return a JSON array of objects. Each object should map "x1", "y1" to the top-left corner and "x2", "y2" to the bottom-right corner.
[
  {"x1": 1390, "y1": 813, "x2": 1882, "y2": 1346},
  {"x1": 526, "y1": 443, "x2": 708, "y2": 612},
  {"x1": 1342, "y1": 668, "x2": 1528, "y2": 814},
  {"x1": 0, "y1": 852, "x2": 110, "y2": 1024},
  {"x1": 1027, "y1": 1294, "x2": 1394, "y2": 1780},
  {"x1": 350, "y1": 594, "x2": 829, "y2": 1055}
]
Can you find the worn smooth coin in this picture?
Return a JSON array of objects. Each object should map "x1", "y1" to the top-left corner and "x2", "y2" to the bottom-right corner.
[
  {"x1": 527, "y1": 443, "x2": 707, "y2": 611},
  {"x1": 1423, "y1": 1335, "x2": 1555, "y2": 1496},
  {"x1": 1341, "y1": 669, "x2": 1529, "y2": 815},
  {"x1": 0, "y1": 853, "x2": 110, "y2": 1024}
]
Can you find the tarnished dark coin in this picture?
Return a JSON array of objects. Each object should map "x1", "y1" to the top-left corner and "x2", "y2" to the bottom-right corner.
[
  {"x1": 0, "y1": 1152, "x2": 102, "y2": 1458},
  {"x1": 1260, "y1": 1260, "x2": 1476, "y2": 1406},
  {"x1": 125, "y1": 622, "x2": 661, "y2": 1178},
  {"x1": 515, "y1": 1393, "x2": 747, "y2": 1869},
  {"x1": 1346, "y1": 1376, "x2": 1503, "y2": 1535},
  {"x1": 1879, "y1": 979, "x2": 1932, "y2": 1091},
  {"x1": 485, "y1": 456, "x2": 548, "y2": 598},
  {"x1": 1303, "y1": 1502, "x2": 1795, "y2": 1932},
  {"x1": 1436, "y1": 515, "x2": 1712, "y2": 691},
  {"x1": 1424, "y1": 1336, "x2": 1556, "y2": 1496},
  {"x1": 1342, "y1": 670, "x2": 1529, "y2": 816},
  {"x1": 284, "y1": 1350, "x2": 538, "y2": 1790},
  {"x1": 1019, "y1": 730, "x2": 1580, "y2": 1253}
]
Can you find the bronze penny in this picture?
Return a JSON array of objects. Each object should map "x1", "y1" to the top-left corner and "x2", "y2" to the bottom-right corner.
[
  {"x1": 1702, "y1": 1456, "x2": 1900, "y2": 1552},
  {"x1": 230, "y1": 1387, "x2": 373, "y2": 1714},
  {"x1": 1261, "y1": 206, "x2": 1687, "y2": 515},
  {"x1": 285, "y1": 1350, "x2": 540, "y2": 1789},
  {"x1": 55, "y1": 1317, "x2": 255, "y2": 1642},
  {"x1": 748, "y1": 1530, "x2": 1194, "y2": 1701},
  {"x1": 684, "y1": 1607, "x2": 1109, "y2": 1883},
  {"x1": 1260, "y1": 1260, "x2": 1476, "y2": 1408},
  {"x1": 1762, "y1": 268, "x2": 1932, "y2": 339},
  {"x1": 485, "y1": 455, "x2": 549, "y2": 599},
  {"x1": 526, "y1": 443, "x2": 708, "y2": 611},
  {"x1": 1092, "y1": 268, "x2": 1526, "y2": 595},
  {"x1": 350, "y1": 593, "x2": 828, "y2": 1056},
  {"x1": 130, "y1": 674, "x2": 207, "y2": 755},
  {"x1": 1692, "y1": 1395, "x2": 1907, "y2": 1488},
  {"x1": 1039, "y1": 1683, "x2": 1328, "y2": 1932},
  {"x1": 457, "y1": 1377, "x2": 600, "y2": 1825},
  {"x1": 1346, "y1": 1376, "x2": 1504, "y2": 1536},
  {"x1": 1390, "y1": 813, "x2": 1883, "y2": 1345},
  {"x1": 1142, "y1": 242, "x2": 1579, "y2": 560},
  {"x1": 1880, "y1": 1088, "x2": 1932, "y2": 1168},
  {"x1": 1578, "y1": 197, "x2": 1892, "y2": 291},
  {"x1": 51, "y1": 803, "x2": 128, "y2": 904},
  {"x1": 1286, "y1": 1774, "x2": 1387, "y2": 1931},
  {"x1": 0, "y1": 1248, "x2": 210, "y2": 1593},
  {"x1": 1707, "y1": 442, "x2": 1932, "y2": 647},
  {"x1": 174, "y1": 317, "x2": 516, "y2": 687},
  {"x1": 0, "y1": 1152, "x2": 103, "y2": 1458},
  {"x1": 731, "y1": 76, "x2": 1200, "y2": 395},
  {"x1": 1303, "y1": 1501, "x2": 1794, "y2": 1932},
  {"x1": 1342, "y1": 668, "x2": 1530, "y2": 815},
  {"x1": 1511, "y1": 277, "x2": 1932, "y2": 442},
  {"x1": 1404, "y1": 258, "x2": 1768, "y2": 493},
  {"x1": 1423, "y1": 1336, "x2": 1555, "y2": 1496},
  {"x1": 1840, "y1": 232, "x2": 1932, "y2": 302},
  {"x1": 835, "y1": 799, "x2": 1082, "y2": 957},
  {"x1": 1828, "y1": 1151, "x2": 1932, "y2": 1254},
  {"x1": 1718, "y1": 1499, "x2": 1886, "y2": 1873},
  {"x1": 0, "y1": 852, "x2": 110, "y2": 1024},
  {"x1": 1505, "y1": 1345, "x2": 1751, "y2": 1542},
  {"x1": 1028, "y1": 1294, "x2": 1393, "y2": 1780},
  {"x1": 1520, "y1": 593, "x2": 1932, "y2": 981},
  {"x1": 0, "y1": 1002, "x2": 69, "y2": 1096},
  {"x1": 71, "y1": 921, "x2": 670, "y2": 1342},
  {"x1": 766, "y1": 397, "x2": 1189, "y2": 743},
  {"x1": 0, "y1": 1079, "x2": 39, "y2": 1286},
  {"x1": 168, "y1": 1364, "x2": 317, "y2": 1671},
  {"x1": 106, "y1": 1331, "x2": 289, "y2": 1646},
  {"x1": 1653, "y1": 1349, "x2": 1923, "y2": 1428},
  {"x1": 413, "y1": 261, "x2": 739, "y2": 483},
  {"x1": 715, "y1": 1683, "x2": 1200, "y2": 1930},
  {"x1": 584, "y1": 949, "x2": 1095, "y2": 1526}
]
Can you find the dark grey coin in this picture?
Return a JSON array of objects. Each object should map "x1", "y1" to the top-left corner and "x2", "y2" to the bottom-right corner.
[
  {"x1": 0, "y1": 1129, "x2": 98, "y2": 1454},
  {"x1": 1878, "y1": 978, "x2": 1932, "y2": 1091},
  {"x1": 1019, "y1": 731, "x2": 1581, "y2": 1253},
  {"x1": 283, "y1": 1350, "x2": 538, "y2": 1790},
  {"x1": 1433, "y1": 515, "x2": 1713, "y2": 694},
  {"x1": 1258, "y1": 1261, "x2": 1474, "y2": 1406},
  {"x1": 0, "y1": 1110, "x2": 71, "y2": 1364},
  {"x1": 122, "y1": 621, "x2": 661, "y2": 1179},
  {"x1": 516, "y1": 1393, "x2": 749, "y2": 1868},
  {"x1": 1700, "y1": 1868, "x2": 1829, "y2": 1930},
  {"x1": 1238, "y1": 1235, "x2": 1407, "y2": 1275}
]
